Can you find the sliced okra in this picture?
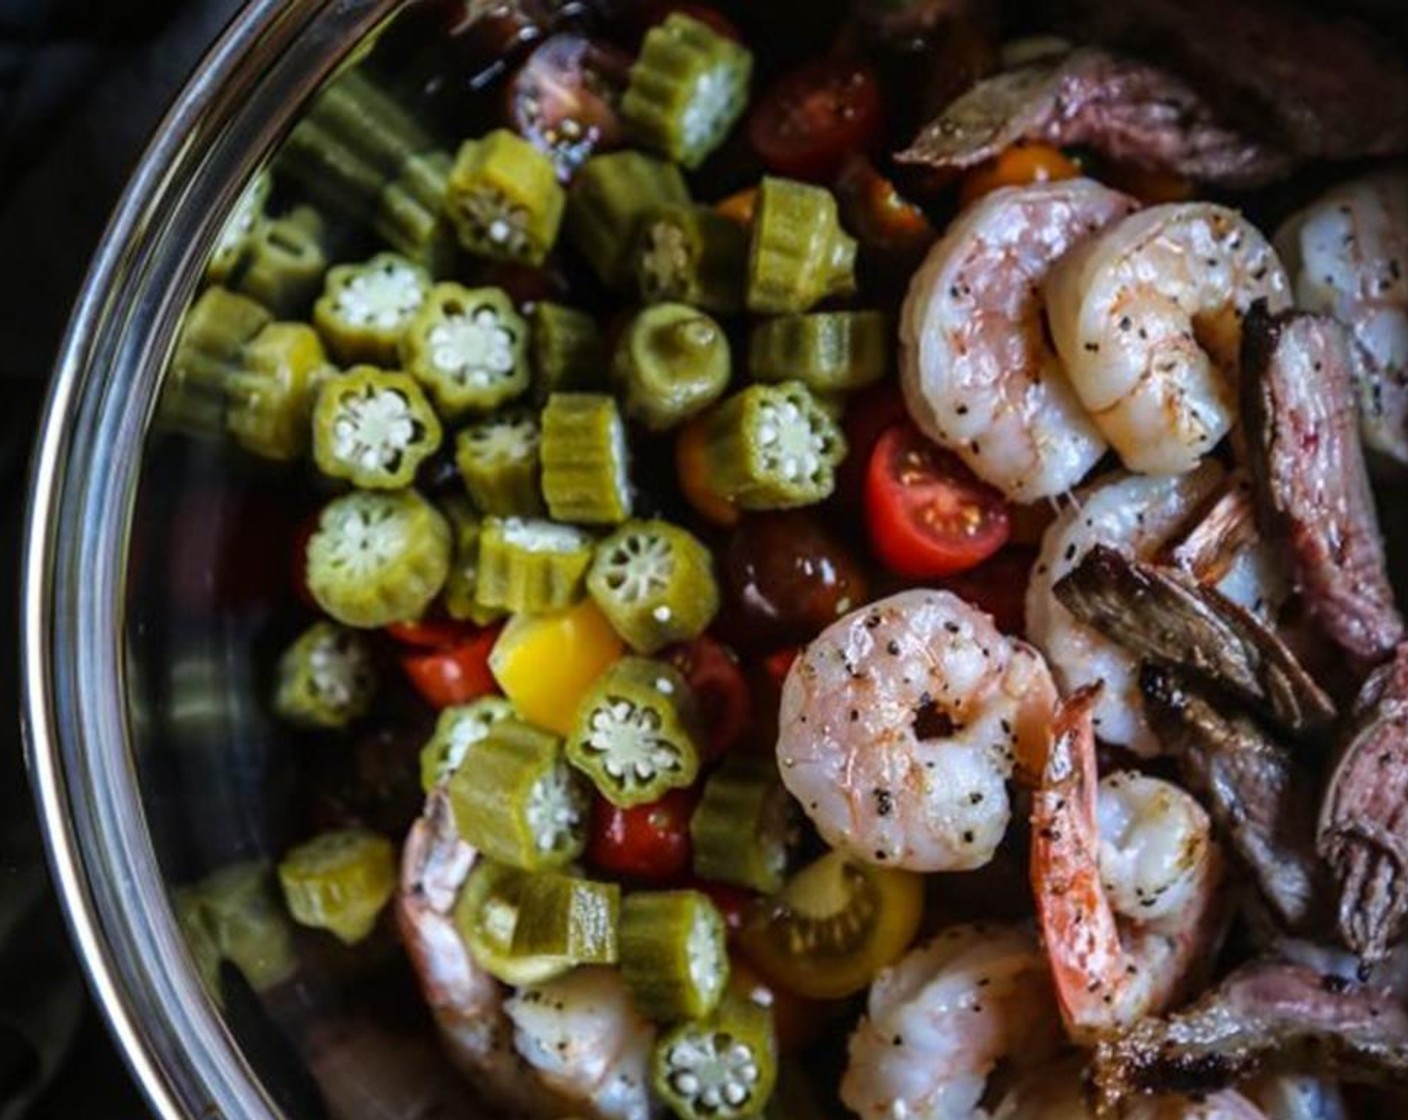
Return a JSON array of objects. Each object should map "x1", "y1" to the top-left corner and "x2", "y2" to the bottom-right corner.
[
  {"x1": 306, "y1": 488, "x2": 451, "y2": 629},
  {"x1": 226, "y1": 322, "x2": 331, "y2": 461},
  {"x1": 453, "y1": 860, "x2": 574, "y2": 985},
  {"x1": 166, "y1": 286, "x2": 274, "y2": 432},
  {"x1": 441, "y1": 497, "x2": 508, "y2": 627},
  {"x1": 193, "y1": 861, "x2": 298, "y2": 992},
  {"x1": 652, "y1": 991, "x2": 779, "y2": 1120},
  {"x1": 419, "y1": 695, "x2": 517, "y2": 792},
  {"x1": 274, "y1": 620, "x2": 377, "y2": 730},
  {"x1": 311, "y1": 366, "x2": 443, "y2": 490},
  {"x1": 530, "y1": 301, "x2": 606, "y2": 402},
  {"x1": 475, "y1": 516, "x2": 596, "y2": 615},
  {"x1": 309, "y1": 69, "x2": 436, "y2": 179},
  {"x1": 401, "y1": 283, "x2": 530, "y2": 418},
  {"x1": 620, "y1": 890, "x2": 729, "y2": 1022},
  {"x1": 314, "y1": 252, "x2": 432, "y2": 367},
  {"x1": 540, "y1": 392, "x2": 633, "y2": 525},
  {"x1": 691, "y1": 755, "x2": 791, "y2": 894},
  {"x1": 446, "y1": 719, "x2": 588, "y2": 871},
  {"x1": 565, "y1": 150, "x2": 690, "y2": 288},
  {"x1": 455, "y1": 409, "x2": 544, "y2": 518},
  {"x1": 511, "y1": 872, "x2": 620, "y2": 964},
  {"x1": 232, "y1": 206, "x2": 328, "y2": 319},
  {"x1": 173, "y1": 888, "x2": 224, "y2": 1004},
  {"x1": 446, "y1": 129, "x2": 565, "y2": 267},
  {"x1": 277, "y1": 828, "x2": 397, "y2": 946},
  {"x1": 748, "y1": 310, "x2": 888, "y2": 395},
  {"x1": 747, "y1": 177, "x2": 857, "y2": 314},
  {"x1": 207, "y1": 171, "x2": 271, "y2": 285},
  {"x1": 634, "y1": 203, "x2": 748, "y2": 314},
  {"x1": 276, "y1": 116, "x2": 386, "y2": 223},
  {"x1": 566, "y1": 656, "x2": 701, "y2": 807},
  {"x1": 613, "y1": 303, "x2": 730, "y2": 431},
  {"x1": 375, "y1": 150, "x2": 455, "y2": 275},
  {"x1": 587, "y1": 519, "x2": 719, "y2": 654},
  {"x1": 622, "y1": 13, "x2": 753, "y2": 170}
]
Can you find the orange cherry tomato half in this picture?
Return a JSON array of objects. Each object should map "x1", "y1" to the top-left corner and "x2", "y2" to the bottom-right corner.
[
  {"x1": 865, "y1": 421, "x2": 1011, "y2": 579},
  {"x1": 714, "y1": 186, "x2": 758, "y2": 226},
  {"x1": 1101, "y1": 161, "x2": 1196, "y2": 205},
  {"x1": 397, "y1": 626, "x2": 501, "y2": 709},
  {"x1": 586, "y1": 788, "x2": 698, "y2": 883},
  {"x1": 835, "y1": 156, "x2": 936, "y2": 257},
  {"x1": 748, "y1": 58, "x2": 883, "y2": 183},
  {"x1": 664, "y1": 634, "x2": 752, "y2": 759},
  {"x1": 958, "y1": 142, "x2": 1080, "y2": 208},
  {"x1": 676, "y1": 414, "x2": 739, "y2": 528}
]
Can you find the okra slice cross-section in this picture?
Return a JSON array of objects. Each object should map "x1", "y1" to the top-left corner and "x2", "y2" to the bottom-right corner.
[
  {"x1": 277, "y1": 828, "x2": 396, "y2": 946},
  {"x1": 620, "y1": 890, "x2": 729, "y2": 1022},
  {"x1": 634, "y1": 204, "x2": 748, "y2": 315},
  {"x1": 402, "y1": 283, "x2": 530, "y2": 418},
  {"x1": 274, "y1": 620, "x2": 377, "y2": 730},
  {"x1": 453, "y1": 860, "x2": 573, "y2": 985},
  {"x1": 510, "y1": 872, "x2": 620, "y2": 964},
  {"x1": 530, "y1": 301, "x2": 606, "y2": 401},
  {"x1": 613, "y1": 303, "x2": 731, "y2": 432},
  {"x1": 748, "y1": 310, "x2": 889, "y2": 396},
  {"x1": 691, "y1": 755, "x2": 792, "y2": 894},
  {"x1": 312, "y1": 366, "x2": 443, "y2": 490},
  {"x1": 540, "y1": 392, "x2": 633, "y2": 525},
  {"x1": 747, "y1": 176, "x2": 858, "y2": 314},
  {"x1": 419, "y1": 695, "x2": 517, "y2": 792},
  {"x1": 226, "y1": 322, "x2": 331, "y2": 462},
  {"x1": 455, "y1": 409, "x2": 544, "y2": 517},
  {"x1": 314, "y1": 252, "x2": 431, "y2": 367},
  {"x1": 587, "y1": 519, "x2": 719, "y2": 653},
  {"x1": 440, "y1": 497, "x2": 507, "y2": 627},
  {"x1": 446, "y1": 129, "x2": 565, "y2": 266},
  {"x1": 207, "y1": 170, "x2": 272, "y2": 284},
  {"x1": 565, "y1": 149, "x2": 691, "y2": 289},
  {"x1": 651, "y1": 991, "x2": 779, "y2": 1120},
  {"x1": 476, "y1": 516, "x2": 596, "y2": 615}
]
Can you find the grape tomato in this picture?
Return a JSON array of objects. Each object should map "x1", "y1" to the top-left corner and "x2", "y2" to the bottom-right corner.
[{"x1": 507, "y1": 33, "x2": 631, "y2": 180}]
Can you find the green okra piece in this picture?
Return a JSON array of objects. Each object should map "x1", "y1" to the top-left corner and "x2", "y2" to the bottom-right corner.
[
  {"x1": 511, "y1": 872, "x2": 620, "y2": 964},
  {"x1": 440, "y1": 497, "x2": 508, "y2": 627},
  {"x1": 691, "y1": 755, "x2": 791, "y2": 894},
  {"x1": 565, "y1": 150, "x2": 690, "y2": 289},
  {"x1": 749, "y1": 310, "x2": 888, "y2": 395},
  {"x1": 314, "y1": 252, "x2": 432, "y2": 367},
  {"x1": 306, "y1": 488, "x2": 451, "y2": 629},
  {"x1": 446, "y1": 129, "x2": 564, "y2": 267},
  {"x1": 401, "y1": 283, "x2": 531, "y2": 418},
  {"x1": 698, "y1": 381, "x2": 845, "y2": 509},
  {"x1": 530, "y1": 301, "x2": 606, "y2": 402},
  {"x1": 652, "y1": 990, "x2": 779, "y2": 1120},
  {"x1": 225, "y1": 322, "x2": 331, "y2": 461},
  {"x1": 173, "y1": 887, "x2": 224, "y2": 1004},
  {"x1": 165, "y1": 286, "x2": 274, "y2": 434},
  {"x1": 274, "y1": 620, "x2": 377, "y2": 730},
  {"x1": 540, "y1": 392, "x2": 633, "y2": 525},
  {"x1": 587, "y1": 519, "x2": 719, "y2": 654},
  {"x1": 309, "y1": 69, "x2": 436, "y2": 180},
  {"x1": 620, "y1": 890, "x2": 729, "y2": 1022},
  {"x1": 475, "y1": 516, "x2": 596, "y2": 615},
  {"x1": 207, "y1": 171, "x2": 271, "y2": 285},
  {"x1": 634, "y1": 203, "x2": 748, "y2": 314},
  {"x1": 613, "y1": 303, "x2": 730, "y2": 431},
  {"x1": 566, "y1": 656, "x2": 701, "y2": 807},
  {"x1": 447, "y1": 719, "x2": 588, "y2": 871},
  {"x1": 419, "y1": 695, "x2": 517, "y2": 792},
  {"x1": 277, "y1": 829, "x2": 396, "y2": 946},
  {"x1": 453, "y1": 860, "x2": 574, "y2": 985},
  {"x1": 277, "y1": 116, "x2": 386, "y2": 223},
  {"x1": 376, "y1": 150, "x2": 455, "y2": 275},
  {"x1": 232, "y1": 206, "x2": 328, "y2": 319},
  {"x1": 622, "y1": 13, "x2": 753, "y2": 170},
  {"x1": 311, "y1": 366, "x2": 443, "y2": 490},
  {"x1": 747, "y1": 177, "x2": 857, "y2": 314},
  {"x1": 455, "y1": 409, "x2": 544, "y2": 517},
  {"x1": 192, "y1": 861, "x2": 298, "y2": 993}
]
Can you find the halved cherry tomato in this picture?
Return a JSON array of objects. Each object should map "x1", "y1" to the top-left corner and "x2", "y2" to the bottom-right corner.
[
  {"x1": 941, "y1": 547, "x2": 1036, "y2": 637},
  {"x1": 692, "y1": 881, "x2": 756, "y2": 938},
  {"x1": 641, "y1": 2, "x2": 741, "y2": 41},
  {"x1": 958, "y1": 142, "x2": 1080, "y2": 207},
  {"x1": 398, "y1": 626, "x2": 502, "y2": 709},
  {"x1": 676, "y1": 414, "x2": 739, "y2": 528},
  {"x1": 748, "y1": 58, "x2": 883, "y2": 183},
  {"x1": 507, "y1": 33, "x2": 630, "y2": 180},
  {"x1": 865, "y1": 421, "x2": 1010, "y2": 579},
  {"x1": 664, "y1": 634, "x2": 752, "y2": 759},
  {"x1": 835, "y1": 156, "x2": 935, "y2": 258},
  {"x1": 385, "y1": 616, "x2": 472, "y2": 648},
  {"x1": 586, "y1": 788, "x2": 697, "y2": 882},
  {"x1": 714, "y1": 186, "x2": 758, "y2": 226}
]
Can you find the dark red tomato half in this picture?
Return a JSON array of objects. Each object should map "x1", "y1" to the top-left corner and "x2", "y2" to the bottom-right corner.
[
  {"x1": 587, "y1": 788, "x2": 697, "y2": 882},
  {"x1": 865, "y1": 421, "x2": 1011, "y2": 579},
  {"x1": 748, "y1": 58, "x2": 883, "y2": 183},
  {"x1": 507, "y1": 33, "x2": 631, "y2": 180},
  {"x1": 941, "y1": 547, "x2": 1036, "y2": 637},
  {"x1": 664, "y1": 635, "x2": 752, "y2": 760},
  {"x1": 385, "y1": 616, "x2": 474, "y2": 648},
  {"x1": 397, "y1": 626, "x2": 502, "y2": 709}
]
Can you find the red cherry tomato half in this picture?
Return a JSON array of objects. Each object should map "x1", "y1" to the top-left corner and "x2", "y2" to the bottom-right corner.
[
  {"x1": 693, "y1": 881, "x2": 757, "y2": 938},
  {"x1": 762, "y1": 647, "x2": 799, "y2": 690},
  {"x1": 507, "y1": 33, "x2": 630, "y2": 180},
  {"x1": 748, "y1": 58, "x2": 883, "y2": 183},
  {"x1": 664, "y1": 635, "x2": 752, "y2": 760},
  {"x1": 397, "y1": 626, "x2": 502, "y2": 709},
  {"x1": 641, "y1": 2, "x2": 741, "y2": 41},
  {"x1": 586, "y1": 789, "x2": 698, "y2": 882},
  {"x1": 865, "y1": 421, "x2": 1011, "y2": 579},
  {"x1": 384, "y1": 617, "x2": 475, "y2": 648},
  {"x1": 941, "y1": 547, "x2": 1036, "y2": 637}
]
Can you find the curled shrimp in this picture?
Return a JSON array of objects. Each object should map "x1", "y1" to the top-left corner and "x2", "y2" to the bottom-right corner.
[
  {"x1": 900, "y1": 179, "x2": 1138, "y2": 500},
  {"x1": 1046, "y1": 202, "x2": 1291, "y2": 474},
  {"x1": 1032, "y1": 687, "x2": 1225, "y2": 1044},
  {"x1": 777, "y1": 589, "x2": 1058, "y2": 872},
  {"x1": 1275, "y1": 165, "x2": 1408, "y2": 465},
  {"x1": 995, "y1": 1061, "x2": 1269, "y2": 1120},
  {"x1": 840, "y1": 923, "x2": 1063, "y2": 1120}
]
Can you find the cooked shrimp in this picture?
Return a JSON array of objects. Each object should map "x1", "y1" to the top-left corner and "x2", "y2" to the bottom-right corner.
[
  {"x1": 900, "y1": 179, "x2": 1137, "y2": 501},
  {"x1": 396, "y1": 791, "x2": 656, "y2": 1120},
  {"x1": 1046, "y1": 202, "x2": 1291, "y2": 474},
  {"x1": 1245, "y1": 1075, "x2": 1347, "y2": 1120},
  {"x1": 994, "y1": 1062, "x2": 1269, "y2": 1120},
  {"x1": 1032, "y1": 688, "x2": 1225, "y2": 1044},
  {"x1": 777, "y1": 589, "x2": 1058, "y2": 872},
  {"x1": 1275, "y1": 165, "x2": 1408, "y2": 465},
  {"x1": 840, "y1": 923, "x2": 1063, "y2": 1120}
]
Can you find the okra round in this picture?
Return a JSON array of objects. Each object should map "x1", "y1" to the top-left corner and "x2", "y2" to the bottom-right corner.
[
  {"x1": 306, "y1": 488, "x2": 452, "y2": 629},
  {"x1": 620, "y1": 890, "x2": 729, "y2": 1022},
  {"x1": 566, "y1": 656, "x2": 702, "y2": 807},
  {"x1": 273, "y1": 620, "x2": 377, "y2": 730},
  {"x1": 565, "y1": 150, "x2": 691, "y2": 288},
  {"x1": 226, "y1": 322, "x2": 330, "y2": 461},
  {"x1": 310, "y1": 69, "x2": 436, "y2": 179},
  {"x1": 277, "y1": 828, "x2": 396, "y2": 946},
  {"x1": 652, "y1": 990, "x2": 779, "y2": 1120},
  {"x1": 530, "y1": 301, "x2": 606, "y2": 402},
  {"x1": 173, "y1": 888, "x2": 224, "y2": 1004},
  {"x1": 511, "y1": 872, "x2": 620, "y2": 964},
  {"x1": 455, "y1": 409, "x2": 544, "y2": 518},
  {"x1": 747, "y1": 177, "x2": 858, "y2": 314},
  {"x1": 233, "y1": 206, "x2": 328, "y2": 319},
  {"x1": 167, "y1": 286, "x2": 275, "y2": 434},
  {"x1": 453, "y1": 860, "x2": 574, "y2": 985},
  {"x1": 613, "y1": 303, "x2": 731, "y2": 431},
  {"x1": 207, "y1": 170, "x2": 271, "y2": 285},
  {"x1": 540, "y1": 392, "x2": 633, "y2": 525},
  {"x1": 314, "y1": 252, "x2": 432, "y2": 367},
  {"x1": 475, "y1": 516, "x2": 596, "y2": 615},
  {"x1": 633, "y1": 204, "x2": 748, "y2": 314},
  {"x1": 440, "y1": 497, "x2": 508, "y2": 626},
  {"x1": 691, "y1": 755, "x2": 792, "y2": 894},
  {"x1": 419, "y1": 695, "x2": 517, "y2": 792},
  {"x1": 446, "y1": 129, "x2": 565, "y2": 266},
  {"x1": 446, "y1": 719, "x2": 588, "y2": 871},
  {"x1": 192, "y1": 861, "x2": 299, "y2": 992},
  {"x1": 401, "y1": 283, "x2": 531, "y2": 418},
  {"x1": 748, "y1": 311, "x2": 888, "y2": 395},
  {"x1": 622, "y1": 13, "x2": 753, "y2": 170},
  {"x1": 587, "y1": 519, "x2": 719, "y2": 653},
  {"x1": 311, "y1": 366, "x2": 444, "y2": 490}
]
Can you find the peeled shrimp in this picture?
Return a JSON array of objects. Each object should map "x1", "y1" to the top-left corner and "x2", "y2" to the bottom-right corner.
[
  {"x1": 396, "y1": 790, "x2": 657, "y2": 1120},
  {"x1": 840, "y1": 923, "x2": 1063, "y2": 1120},
  {"x1": 900, "y1": 179, "x2": 1137, "y2": 500},
  {"x1": 1046, "y1": 202, "x2": 1291, "y2": 474},
  {"x1": 1275, "y1": 165, "x2": 1408, "y2": 464},
  {"x1": 1032, "y1": 689, "x2": 1225, "y2": 1044},
  {"x1": 777, "y1": 589, "x2": 1058, "y2": 872},
  {"x1": 995, "y1": 1062, "x2": 1268, "y2": 1120}
]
